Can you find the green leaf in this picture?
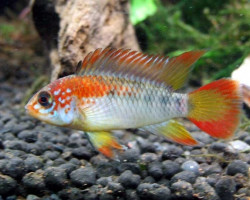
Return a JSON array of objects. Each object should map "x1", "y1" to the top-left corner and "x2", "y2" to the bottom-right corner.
[{"x1": 130, "y1": 0, "x2": 157, "y2": 25}]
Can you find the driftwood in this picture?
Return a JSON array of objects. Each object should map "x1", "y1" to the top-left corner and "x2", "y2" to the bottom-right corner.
[{"x1": 32, "y1": 0, "x2": 140, "y2": 80}]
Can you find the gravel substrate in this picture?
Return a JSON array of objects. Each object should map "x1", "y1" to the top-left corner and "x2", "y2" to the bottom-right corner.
[{"x1": 0, "y1": 82, "x2": 249, "y2": 200}]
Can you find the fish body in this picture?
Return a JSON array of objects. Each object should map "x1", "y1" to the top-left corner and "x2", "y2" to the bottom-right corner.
[
  {"x1": 28, "y1": 75, "x2": 187, "y2": 131},
  {"x1": 26, "y1": 48, "x2": 242, "y2": 158}
]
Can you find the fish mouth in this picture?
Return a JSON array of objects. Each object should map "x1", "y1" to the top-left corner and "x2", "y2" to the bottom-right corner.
[
  {"x1": 25, "y1": 103, "x2": 37, "y2": 118},
  {"x1": 24, "y1": 103, "x2": 29, "y2": 111}
]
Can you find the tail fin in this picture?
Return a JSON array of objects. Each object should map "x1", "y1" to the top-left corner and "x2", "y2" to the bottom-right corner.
[{"x1": 188, "y1": 79, "x2": 242, "y2": 139}]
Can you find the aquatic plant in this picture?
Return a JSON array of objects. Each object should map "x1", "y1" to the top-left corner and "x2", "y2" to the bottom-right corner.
[{"x1": 132, "y1": 0, "x2": 250, "y2": 83}]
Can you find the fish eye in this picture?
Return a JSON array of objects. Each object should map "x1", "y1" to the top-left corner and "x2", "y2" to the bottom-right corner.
[{"x1": 38, "y1": 91, "x2": 52, "y2": 108}]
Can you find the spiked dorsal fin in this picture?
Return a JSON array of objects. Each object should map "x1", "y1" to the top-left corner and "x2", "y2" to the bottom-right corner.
[{"x1": 77, "y1": 48, "x2": 205, "y2": 90}]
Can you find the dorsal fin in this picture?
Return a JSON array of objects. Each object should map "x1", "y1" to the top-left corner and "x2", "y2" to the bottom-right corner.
[
  {"x1": 75, "y1": 60, "x2": 83, "y2": 74},
  {"x1": 77, "y1": 48, "x2": 206, "y2": 90}
]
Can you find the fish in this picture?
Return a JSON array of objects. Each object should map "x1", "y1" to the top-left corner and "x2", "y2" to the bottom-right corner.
[{"x1": 25, "y1": 48, "x2": 242, "y2": 158}]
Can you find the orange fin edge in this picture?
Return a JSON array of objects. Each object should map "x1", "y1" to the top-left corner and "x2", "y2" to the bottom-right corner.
[
  {"x1": 86, "y1": 131, "x2": 123, "y2": 158},
  {"x1": 188, "y1": 79, "x2": 242, "y2": 139}
]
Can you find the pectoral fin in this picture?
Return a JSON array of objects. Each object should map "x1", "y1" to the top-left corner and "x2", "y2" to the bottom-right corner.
[
  {"x1": 140, "y1": 120, "x2": 198, "y2": 146},
  {"x1": 86, "y1": 131, "x2": 124, "y2": 158}
]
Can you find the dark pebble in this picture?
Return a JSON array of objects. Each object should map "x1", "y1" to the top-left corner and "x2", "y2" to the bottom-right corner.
[
  {"x1": 237, "y1": 187, "x2": 250, "y2": 197},
  {"x1": 4, "y1": 157, "x2": 27, "y2": 179},
  {"x1": 190, "y1": 149, "x2": 207, "y2": 163},
  {"x1": 59, "y1": 163, "x2": 77, "y2": 175},
  {"x1": 96, "y1": 162, "x2": 117, "y2": 177},
  {"x1": 162, "y1": 160, "x2": 181, "y2": 179},
  {"x1": 171, "y1": 171, "x2": 197, "y2": 184},
  {"x1": 82, "y1": 185, "x2": 99, "y2": 200},
  {"x1": 50, "y1": 135, "x2": 69, "y2": 145},
  {"x1": 43, "y1": 151, "x2": 60, "y2": 160},
  {"x1": 107, "y1": 182, "x2": 125, "y2": 196},
  {"x1": 61, "y1": 151, "x2": 72, "y2": 160},
  {"x1": 238, "y1": 131, "x2": 249, "y2": 140},
  {"x1": 67, "y1": 142, "x2": 80, "y2": 148},
  {"x1": 26, "y1": 143, "x2": 44, "y2": 155},
  {"x1": 38, "y1": 131, "x2": 56, "y2": 142},
  {"x1": 4, "y1": 149, "x2": 26, "y2": 158},
  {"x1": 137, "y1": 183, "x2": 171, "y2": 200},
  {"x1": 52, "y1": 144, "x2": 64, "y2": 153},
  {"x1": 97, "y1": 177, "x2": 112, "y2": 186},
  {"x1": 70, "y1": 167, "x2": 96, "y2": 188},
  {"x1": 202, "y1": 163, "x2": 223, "y2": 176},
  {"x1": 120, "y1": 148, "x2": 140, "y2": 162},
  {"x1": 53, "y1": 158, "x2": 66, "y2": 166},
  {"x1": 45, "y1": 160, "x2": 54, "y2": 167},
  {"x1": 44, "y1": 167, "x2": 68, "y2": 189},
  {"x1": 174, "y1": 157, "x2": 186, "y2": 165},
  {"x1": 2, "y1": 133, "x2": 15, "y2": 141},
  {"x1": 5, "y1": 196, "x2": 17, "y2": 200},
  {"x1": 171, "y1": 180, "x2": 194, "y2": 199},
  {"x1": 0, "y1": 132, "x2": 16, "y2": 142},
  {"x1": 0, "y1": 140, "x2": 4, "y2": 149},
  {"x1": 18, "y1": 130, "x2": 37, "y2": 143},
  {"x1": 43, "y1": 194, "x2": 61, "y2": 200},
  {"x1": 209, "y1": 142, "x2": 228, "y2": 152},
  {"x1": 162, "y1": 145, "x2": 183, "y2": 160},
  {"x1": 24, "y1": 156, "x2": 44, "y2": 172},
  {"x1": 72, "y1": 146, "x2": 93, "y2": 160},
  {"x1": 244, "y1": 136, "x2": 250, "y2": 145},
  {"x1": 148, "y1": 162, "x2": 163, "y2": 180},
  {"x1": 193, "y1": 132, "x2": 213, "y2": 144},
  {"x1": 233, "y1": 173, "x2": 248, "y2": 190},
  {"x1": 245, "y1": 153, "x2": 250, "y2": 164},
  {"x1": 206, "y1": 173, "x2": 220, "y2": 187},
  {"x1": 69, "y1": 158, "x2": 81, "y2": 166},
  {"x1": 99, "y1": 188, "x2": 114, "y2": 200},
  {"x1": 118, "y1": 170, "x2": 141, "y2": 189},
  {"x1": 22, "y1": 170, "x2": 46, "y2": 192},
  {"x1": 194, "y1": 177, "x2": 219, "y2": 200},
  {"x1": 157, "y1": 178, "x2": 170, "y2": 187},
  {"x1": 0, "y1": 152, "x2": 5, "y2": 159},
  {"x1": 10, "y1": 122, "x2": 31, "y2": 135},
  {"x1": 140, "y1": 153, "x2": 159, "y2": 163},
  {"x1": 126, "y1": 189, "x2": 139, "y2": 200},
  {"x1": 4, "y1": 140, "x2": 27, "y2": 152},
  {"x1": 138, "y1": 138, "x2": 157, "y2": 153},
  {"x1": 226, "y1": 160, "x2": 248, "y2": 176},
  {"x1": 117, "y1": 163, "x2": 141, "y2": 175},
  {"x1": 0, "y1": 174, "x2": 17, "y2": 195},
  {"x1": 90, "y1": 155, "x2": 109, "y2": 166},
  {"x1": 26, "y1": 194, "x2": 40, "y2": 200},
  {"x1": 215, "y1": 177, "x2": 236, "y2": 200},
  {"x1": 142, "y1": 176, "x2": 155, "y2": 184},
  {"x1": 58, "y1": 187, "x2": 85, "y2": 200}
]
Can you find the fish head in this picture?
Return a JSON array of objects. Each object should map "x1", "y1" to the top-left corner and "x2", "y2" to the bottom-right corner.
[{"x1": 25, "y1": 78, "x2": 78, "y2": 127}]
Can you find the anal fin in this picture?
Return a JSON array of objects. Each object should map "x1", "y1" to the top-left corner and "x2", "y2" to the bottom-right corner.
[
  {"x1": 86, "y1": 131, "x2": 124, "y2": 158},
  {"x1": 141, "y1": 120, "x2": 198, "y2": 146}
]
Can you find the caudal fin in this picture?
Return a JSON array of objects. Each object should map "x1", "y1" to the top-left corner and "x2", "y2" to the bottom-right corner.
[{"x1": 188, "y1": 79, "x2": 242, "y2": 139}]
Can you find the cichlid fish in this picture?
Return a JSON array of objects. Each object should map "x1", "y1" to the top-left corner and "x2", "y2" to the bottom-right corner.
[{"x1": 25, "y1": 48, "x2": 242, "y2": 158}]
